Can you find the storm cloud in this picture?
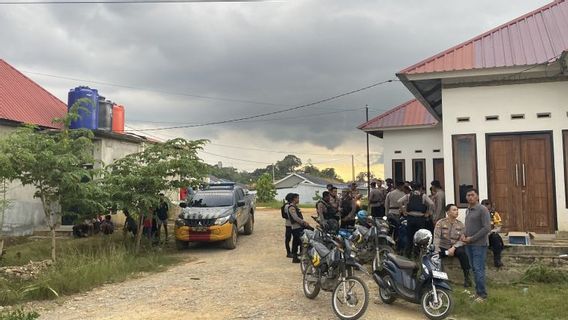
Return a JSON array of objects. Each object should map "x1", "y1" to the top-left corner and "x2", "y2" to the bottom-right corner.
[{"x1": 0, "y1": 0, "x2": 551, "y2": 175}]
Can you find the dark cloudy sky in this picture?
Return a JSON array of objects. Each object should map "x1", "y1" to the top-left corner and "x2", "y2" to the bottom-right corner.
[{"x1": 0, "y1": 0, "x2": 551, "y2": 179}]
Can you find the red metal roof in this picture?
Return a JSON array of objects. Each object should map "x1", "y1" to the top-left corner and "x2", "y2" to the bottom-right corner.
[
  {"x1": 399, "y1": 0, "x2": 568, "y2": 75},
  {"x1": 358, "y1": 99, "x2": 438, "y2": 132},
  {"x1": 0, "y1": 59, "x2": 66, "y2": 129}
]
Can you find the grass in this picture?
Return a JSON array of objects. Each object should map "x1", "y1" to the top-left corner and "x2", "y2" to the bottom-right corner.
[
  {"x1": 256, "y1": 200, "x2": 317, "y2": 209},
  {"x1": 0, "y1": 234, "x2": 182, "y2": 306},
  {"x1": 453, "y1": 264, "x2": 568, "y2": 320}
]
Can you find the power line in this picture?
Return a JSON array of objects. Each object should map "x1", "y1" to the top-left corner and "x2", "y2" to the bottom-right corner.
[
  {"x1": 124, "y1": 79, "x2": 398, "y2": 132},
  {"x1": 0, "y1": 0, "x2": 262, "y2": 4},
  {"x1": 22, "y1": 70, "x2": 360, "y2": 113},
  {"x1": 200, "y1": 150, "x2": 272, "y2": 165}
]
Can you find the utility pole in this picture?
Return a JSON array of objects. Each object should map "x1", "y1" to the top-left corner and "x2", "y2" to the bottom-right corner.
[
  {"x1": 366, "y1": 105, "x2": 371, "y2": 198},
  {"x1": 351, "y1": 155, "x2": 355, "y2": 182}
]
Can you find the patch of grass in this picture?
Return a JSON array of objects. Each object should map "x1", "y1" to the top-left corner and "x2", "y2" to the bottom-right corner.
[
  {"x1": 256, "y1": 200, "x2": 283, "y2": 209},
  {"x1": 453, "y1": 280, "x2": 568, "y2": 319},
  {"x1": 0, "y1": 309, "x2": 40, "y2": 320},
  {"x1": 0, "y1": 234, "x2": 181, "y2": 305}
]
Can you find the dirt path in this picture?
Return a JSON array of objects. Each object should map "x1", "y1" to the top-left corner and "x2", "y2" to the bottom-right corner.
[{"x1": 34, "y1": 209, "x2": 428, "y2": 320}]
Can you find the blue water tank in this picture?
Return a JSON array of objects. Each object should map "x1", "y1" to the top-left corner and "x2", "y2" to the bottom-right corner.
[{"x1": 68, "y1": 86, "x2": 98, "y2": 130}]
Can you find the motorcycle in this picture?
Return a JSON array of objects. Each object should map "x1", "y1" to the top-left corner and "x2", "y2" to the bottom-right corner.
[
  {"x1": 373, "y1": 229, "x2": 454, "y2": 320},
  {"x1": 302, "y1": 233, "x2": 369, "y2": 320},
  {"x1": 351, "y1": 216, "x2": 396, "y2": 272}
]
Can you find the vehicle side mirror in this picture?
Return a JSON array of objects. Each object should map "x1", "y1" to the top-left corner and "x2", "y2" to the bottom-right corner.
[{"x1": 237, "y1": 200, "x2": 246, "y2": 207}]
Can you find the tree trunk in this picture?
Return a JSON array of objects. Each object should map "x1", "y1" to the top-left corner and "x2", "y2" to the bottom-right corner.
[
  {"x1": 134, "y1": 212, "x2": 145, "y2": 254},
  {"x1": 50, "y1": 223, "x2": 56, "y2": 262}
]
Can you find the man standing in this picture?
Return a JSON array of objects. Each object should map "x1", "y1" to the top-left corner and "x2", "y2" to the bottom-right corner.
[
  {"x1": 156, "y1": 193, "x2": 169, "y2": 243},
  {"x1": 398, "y1": 182, "x2": 434, "y2": 258},
  {"x1": 369, "y1": 180, "x2": 387, "y2": 218},
  {"x1": 385, "y1": 178, "x2": 394, "y2": 193},
  {"x1": 316, "y1": 191, "x2": 338, "y2": 224},
  {"x1": 431, "y1": 180, "x2": 446, "y2": 224},
  {"x1": 384, "y1": 181, "x2": 406, "y2": 238},
  {"x1": 461, "y1": 189, "x2": 491, "y2": 302},
  {"x1": 329, "y1": 186, "x2": 340, "y2": 214}
]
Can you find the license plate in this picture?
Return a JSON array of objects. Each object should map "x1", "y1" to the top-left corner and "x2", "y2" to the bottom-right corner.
[
  {"x1": 432, "y1": 270, "x2": 448, "y2": 280},
  {"x1": 192, "y1": 227, "x2": 208, "y2": 232}
]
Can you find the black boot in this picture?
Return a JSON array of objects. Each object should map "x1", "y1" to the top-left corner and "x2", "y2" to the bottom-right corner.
[
  {"x1": 463, "y1": 270, "x2": 473, "y2": 288},
  {"x1": 292, "y1": 254, "x2": 301, "y2": 263}
]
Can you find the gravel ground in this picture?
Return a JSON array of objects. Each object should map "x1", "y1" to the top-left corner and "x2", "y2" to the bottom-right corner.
[{"x1": 32, "y1": 209, "x2": 430, "y2": 320}]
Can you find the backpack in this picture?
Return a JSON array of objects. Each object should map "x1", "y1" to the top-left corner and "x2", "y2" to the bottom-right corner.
[
  {"x1": 280, "y1": 203, "x2": 289, "y2": 219},
  {"x1": 317, "y1": 200, "x2": 337, "y2": 220},
  {"x1": 406, "y1": 192, "x2": 427, "y2": 213}
]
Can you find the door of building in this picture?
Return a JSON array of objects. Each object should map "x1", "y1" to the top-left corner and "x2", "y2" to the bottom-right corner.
[
  {"x1": 487, "y1": 133, "x2": 555, "y2": 233},
  {"x1": 433, "y1": 158, "x2": 445, "y2": 189}
]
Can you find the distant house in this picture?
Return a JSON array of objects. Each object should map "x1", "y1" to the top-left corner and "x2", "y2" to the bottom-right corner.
[
  {"x1": 274, "y1": 173, "x2": 365, "y2": 204},
  {"x1": 0, "y1": 59, "x2": 150, "y2": 235},
  {"x1": 360, "y1": 0, "x2": 568, "y2": 234}
]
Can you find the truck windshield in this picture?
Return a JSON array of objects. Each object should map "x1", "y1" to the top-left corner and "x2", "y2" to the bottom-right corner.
[{"x1": 190, "y1": 192, "x2": 233, "y2": 207}]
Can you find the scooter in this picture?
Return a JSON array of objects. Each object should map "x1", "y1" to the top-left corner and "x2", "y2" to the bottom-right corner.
[{"x1": 373, "y1": 229, "x2": 454, "y2": 320}]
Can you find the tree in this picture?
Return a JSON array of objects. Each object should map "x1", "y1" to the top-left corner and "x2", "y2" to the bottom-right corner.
[
  {"x1": 356, "y1": 171, "x2": 375, "y2": 183},
  {"x1": 0, "y1": 145, "x2": 17, "y2": 257},
  {"x1": 256, "y1": 173, "x2": 276, "y2": 202},
  {"x1": 0, "y1": 104, "x2": 97, "y2": 261},
  {"x1": 320, "y1": 168, "x2": 342, "y2": 182},
  {"x1": 105, "y1": 138, "x2": 208, "y2": 253},
  {"x1": 275, "y1": 154, "x2": 302, "y2": 179}
]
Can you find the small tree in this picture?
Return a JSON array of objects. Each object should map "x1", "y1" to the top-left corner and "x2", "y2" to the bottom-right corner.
[
  {"x1": 0, "y1": 104, "x2": 96, "y2": 261},
  {"x1": 0, "y1": 146, "x2": 17, "y2": 256},
  {"x1": 105, "y1": 138, "x2": 207, "y2": 253},
  {"x1": 256, "y1": 173, "x2": 276, "y2": 202}
]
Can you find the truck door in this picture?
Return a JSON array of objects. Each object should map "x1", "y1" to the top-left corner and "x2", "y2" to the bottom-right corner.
[{"x1": 235, "y1": 189, "x2": 245, "y2": 227}]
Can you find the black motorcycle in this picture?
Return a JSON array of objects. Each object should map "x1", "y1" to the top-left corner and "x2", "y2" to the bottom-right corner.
[
  {"x1": 373, "y1": 229, "x2": 454, "y2": 320},
  {"x1": 351, "y1": 216, "x2": 395, "y2": 272},
  {"x1": 302, "y1": 233, "x2": 369, "y2": 320}
]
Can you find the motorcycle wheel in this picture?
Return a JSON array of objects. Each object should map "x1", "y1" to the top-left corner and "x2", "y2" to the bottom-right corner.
[
  {"x1": 331, "y1": 276, "x2": 369, "y2": 320},
  {"x1": 302, "y1": 264, "x2": 321, "y2": 299},
  {"x1": 378, "y1": 275, "x2": 396, "y2": 304},
  {"x1": 372, "y1": 246, "x2": 394, "y2": 272},
  {"x1": 420, "y1": 287, "x2": 453, "y2": 320}
]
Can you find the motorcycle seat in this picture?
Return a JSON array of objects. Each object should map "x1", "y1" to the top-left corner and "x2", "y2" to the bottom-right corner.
[{"x1": 387, "y1": 253, "x2": 416, "y2": 269}]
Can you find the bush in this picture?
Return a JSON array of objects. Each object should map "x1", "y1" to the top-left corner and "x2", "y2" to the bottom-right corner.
[{"x1": 520, "y1": 264, "x2": 568, "y2": 284}]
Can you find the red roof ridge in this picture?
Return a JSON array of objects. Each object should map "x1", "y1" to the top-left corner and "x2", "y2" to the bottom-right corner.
[
  {"x1": 399, "y1": 0, "x2": 567, "y2": 74},
  {"x1": 357, "y1": 99, "x2": 415, "y2": 129}
]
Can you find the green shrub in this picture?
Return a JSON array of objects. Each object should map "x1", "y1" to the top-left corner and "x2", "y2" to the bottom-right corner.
[{"x1": 520, "y1": 264, "x2": 568, "y2": 284}]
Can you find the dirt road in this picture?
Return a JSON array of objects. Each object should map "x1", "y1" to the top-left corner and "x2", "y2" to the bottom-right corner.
[{"x1": 35, "y1": 209, "x2": 428, "y2": 320}]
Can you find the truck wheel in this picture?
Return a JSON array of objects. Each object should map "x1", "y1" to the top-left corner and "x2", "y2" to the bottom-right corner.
[
  {"x1": 175, "y1": 240, "x2": 189, "y2": 250},
  {"x1": 224, "y1": 224, "x2": 238, "y2": 249},
  {"x1": 243, "y1": 214, "x2": 254, "y2": 235}
]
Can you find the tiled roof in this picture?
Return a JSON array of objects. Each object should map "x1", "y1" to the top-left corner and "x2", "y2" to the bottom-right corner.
[
  {"x1": 399, "y1": 0, "x2": 568, "y2": 75},
  {"x1": 0, "y1": 59, "x2": 66, "y2": 129},
  {"x1": 358, "y1": 99, "x2": 438, "y2": 132}
]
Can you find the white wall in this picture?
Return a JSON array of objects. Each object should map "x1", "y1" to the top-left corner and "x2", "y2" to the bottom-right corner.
[
  {"x1": 276, "y1": 183, "x2": 327, "y2": 204},
  {"x1": 442, "y1": 80, "x2": 568, "y2": 231},
  {"x1": 382, "y1": 126, "x2": 443, "y2": 185},
  {"x1": 94, "y1": 137, "x2": 144, "y2": 167}
]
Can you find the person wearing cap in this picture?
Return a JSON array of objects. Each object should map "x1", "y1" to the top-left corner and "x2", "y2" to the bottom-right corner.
[{"x1": 398, "y1": 182, "x2": 434, "y2": 258}]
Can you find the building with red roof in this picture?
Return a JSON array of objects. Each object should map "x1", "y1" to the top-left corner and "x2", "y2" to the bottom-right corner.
[{"x1": 361, "y1": 0, "x2": 568, "y2": 234}]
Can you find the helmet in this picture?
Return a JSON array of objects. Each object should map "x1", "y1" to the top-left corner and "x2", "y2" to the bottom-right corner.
[
  {"x1": 356, "y1": 210, "x2": 368, "y2": 221},
  {"x1": 413, "y1": 229, "x2": 432, "y2": 247}
]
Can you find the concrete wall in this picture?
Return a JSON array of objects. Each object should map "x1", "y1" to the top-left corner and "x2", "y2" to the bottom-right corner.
[
  {"x1": 382, "y1": 126, "x2": 444, "y2": 185},
  {"x1": 442, "y1": 80, "x2": 568, "y2": 231},
  {"x1": 93, "y1": 137, "x2": 144, "y2": 167}
]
